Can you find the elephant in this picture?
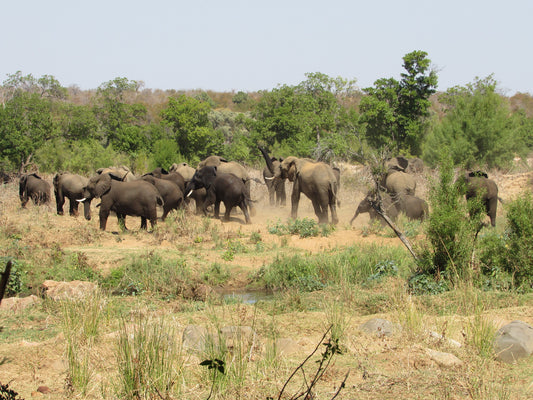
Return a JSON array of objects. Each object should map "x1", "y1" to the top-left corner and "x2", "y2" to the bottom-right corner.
[
  {"x1": 350, "y1": 191, "x2": 399, "y2": 225},
  {"x1": 457, "y1": 171, "x2": 499, "y2": 227},
  {"x1": 269, "y1": 156, "x2": 339, "y2": 224},
  {"x1": 185, "y1": 166, "x2": 252, "y2": 224},
  {"x1": 79, "y1": 173, "x2": 163, "y2": 231},
  {"x1": 145, "y1": 168, "x2": 186, "y2": 194},
  {"x1": 350, "y1": 191, "x2": 428, "y2": 225},
  {"x1": 396, "y1": 194, "x2": 429, "y2": 221},
  {"x1": 19, "y1": 173, "x2": 51, "y2": 207},
  {"x1": 96, "y1": 166, "x2": 137, "y2": 181},
  {"x1": 258, "y1": 146, "x2": 286, "y2": 206},
  {"x1": 197, "y1": 156, "x2": 261, "y2": 215},
  {"x1": 142, "y1": 175, "x2": 184, "y2": 220},
  {"x1": 382, "y1": 170, "x2": 416, "y2": 197},
  {"x1": 169, "y1": 162, "x2": 208, "y2": 215},
  {"x1": 53, "y1": 172, "x2": 92, "y2": 219}
]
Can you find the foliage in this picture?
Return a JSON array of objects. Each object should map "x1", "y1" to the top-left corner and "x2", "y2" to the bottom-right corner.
[
  {"x1": 267, "y1": 218, "x2": 334, "y2": 238},
  {"x1": 416, "y1": 154, "x2": 483, "y2": 286},
  {"x1": 0, "y1": 258, "x2": 24, "y2": 296},
  {"x1": 0, "y1": 381, "x2": 24, "y2": 400},
  {"x1": 360, "y1": 50, "x2": 437, "y2": 155},
  {"x1": 424, "y1": 75, "x2": 526, "y2": 169},
  {"x1": 160, "y1": 94, "x2": 223, "y2": 160}
]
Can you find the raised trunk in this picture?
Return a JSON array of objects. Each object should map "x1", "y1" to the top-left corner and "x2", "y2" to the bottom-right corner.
[{"x1": 258, "y1": 146, "x2": 276, "y2": 174}]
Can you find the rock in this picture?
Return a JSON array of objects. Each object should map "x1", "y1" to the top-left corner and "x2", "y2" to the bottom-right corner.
[
  {"x1": 425, "y1": 348, "x2": 463, "y2": 368},
  {"x1": 40, "y1": 280, "x2": 98, "y2": 301},
  {"x1": 359, "y1": 318, "x2": 399, "y2": 337},
  {"x1": 193, "y1": 284, "x2": 214, "y2": 301},
  {"x1": 494, "y1": 320, "x2": 533, "y2": 363},
  {"x1": 220, "y1": 325, "x2": 256, "y2": 351},
  {"x1": 182, "y1": 325, "x2": 213, "y2": 352},
  {"x1": 0, "y1": 295, "x2": 40, "y2": 311},
  {"x1": 37, "y1": 386, "x2": 51, "y2": 394},
  {"x1": 275, "y1": 338, "x2": 300, "y2": 356},
  {"x1": 428, "y1": 331, "x2": 462, "y2": 348}
]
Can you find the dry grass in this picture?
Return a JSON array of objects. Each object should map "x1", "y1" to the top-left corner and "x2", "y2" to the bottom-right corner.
[{"x1": 1, "y1": 169, "x2": 533, "y2": 399}]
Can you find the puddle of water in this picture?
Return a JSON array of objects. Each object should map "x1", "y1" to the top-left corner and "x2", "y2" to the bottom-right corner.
[{"x1": 220, "y1": 289, "x2": 275, "y2": 304}]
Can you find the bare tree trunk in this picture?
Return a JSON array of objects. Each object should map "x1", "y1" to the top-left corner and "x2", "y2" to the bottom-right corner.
[{"x1": 0, "y1": 260, "x2": 13, "y2": 305}]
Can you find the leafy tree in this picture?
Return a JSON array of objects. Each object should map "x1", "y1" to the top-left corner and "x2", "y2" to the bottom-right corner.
[
  {"x1": 251, "y1": 72, "x2": 359, "y2": 158},
  {"x1": 424, "y1": 75, "x2": 525, "y2": 168},
  {"x1": 160, "y1": 95, "x2": 223, "y2": 160},
  {"x1": 0, "y1": 92, "x2": 57, "y2": 171},
  {"x1": 93, "y1": 77, "x2": 149, "y2": 153},
  {"x1": 360, "y1": 51, "x2": 438, "y2": 155}
]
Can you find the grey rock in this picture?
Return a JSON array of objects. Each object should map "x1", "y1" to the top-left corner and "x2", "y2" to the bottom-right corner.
[
  {"x1": 494, "y1": 320, "x2": 533, "y2": 363},
  {"x1": 425, "y1": 348, "x2": 463, "y2": 368},
  {"x1": 359, "y1": 318, "x2": 400, "y2": 337}
]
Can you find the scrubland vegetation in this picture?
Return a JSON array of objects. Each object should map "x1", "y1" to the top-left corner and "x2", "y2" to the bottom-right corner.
[{"x1": 1, "y1": 50, "x2": 533, "y2": 399}]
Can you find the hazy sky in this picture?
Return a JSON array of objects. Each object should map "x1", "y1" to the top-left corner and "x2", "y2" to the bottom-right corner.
[{"x1": 2, "y1": 0, "x2": 531, "y2": 95}]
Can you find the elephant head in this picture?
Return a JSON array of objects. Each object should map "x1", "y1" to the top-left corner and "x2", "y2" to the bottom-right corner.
[
  {"x1": 185, "y1": 166, "x2": 217, "y2": 196},
  {"x1": 197, "y1": 156, "x2": 228, "y2": 168},
  {"x1": 350, "y1": 190, "x2": 397, "y2": 225},
  {"x1": 258, "y1": 146, "x2": 286, "y2": 206}
]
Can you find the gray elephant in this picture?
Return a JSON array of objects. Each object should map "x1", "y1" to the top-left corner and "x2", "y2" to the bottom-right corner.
[
  {"x1": 185, "y1": 166, "x2": 252, "y2": 224},
  {"x1": 80, "y1": 173, "x2": 163, "y2": 231},
  {"x1": 197, "y1": 156, "x2": 261, "y2": 215},
  {"x1": 19, "y1": 173, "x2": 51, "y2": 207},
  {"x1": 351, "y1": 191, "x2": 428, "y2": 225},
  {"x1": 145, "y1": 168, "x2": 186, "y2": 194},
  {"x1": 383, "y1": 170, "x2": 416, "y2": 197},
  {"x1": 270, "y1": 156, "x2": 338, "y2": 224},
  {"x1": 457, "y1": 171, "x2": 499, "y2": 227},
  {"x1": 169, "y1": 162, "x2": 208, "y2": 215},
  {"x1": 350, "y1": 191, "x2": 399, "y2": 225},
  {"x1": 53, "y1": 172, "x2": 91, "y2": 218},
  {"x1": 258, "y1": 146, "x2": 286, "y2": 206},
  {"x1": 142, "y1": 175, "x2": 184, "y2": 220},
  {"x1": 96, "y1": 166, "x2": 137, "y2": 181}
]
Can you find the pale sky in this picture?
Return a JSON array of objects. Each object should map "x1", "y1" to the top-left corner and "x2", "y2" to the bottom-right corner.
[{"x1": 2, "y1": 0, "x2": 532, "y2": 95}]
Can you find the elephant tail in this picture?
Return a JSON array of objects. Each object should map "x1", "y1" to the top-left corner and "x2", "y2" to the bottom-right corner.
[
  {"x1": 329, "y1": 181, "x2": 339, "y2": 207},
  {"x1": 498, "y1": 196, "x2": 504, "y2": 205},
  {"x1": 156, "y1": 195, "x2": 164, "y2": 207}
]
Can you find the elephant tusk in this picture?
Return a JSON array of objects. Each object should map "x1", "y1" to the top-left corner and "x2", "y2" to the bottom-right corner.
[
  {"x1": 186, "y1": 190, "x2": 193, "y2": 197},
  {"x1": 76, "y1": 198, "x2": 87, "y2": 203},
  {"x1": 264, "y1": 176, "x2": 275, "y2": 180}
]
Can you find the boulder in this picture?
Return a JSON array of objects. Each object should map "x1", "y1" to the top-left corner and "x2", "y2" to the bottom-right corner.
[
  {"x1": 40, "y1": 280, "x2": 98, "y2": 301},
  {"x1": 425, "y1": 348, "x2": 463, "y2": 368},
  {"x1": 359, "y1": 318, "x2": 400, "y2": 337},
  {"x1": 0, "y1": 295, "x2": 40, "y2": 311},
  {"x1": 494, "y1": 320, "x2": 533, "y2": 363},
  {"x1": 182, "y1": 325, "x2": 212, "y2": 352}
]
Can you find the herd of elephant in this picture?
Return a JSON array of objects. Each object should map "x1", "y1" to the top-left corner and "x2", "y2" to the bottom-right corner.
[{"x1": 17, "y1": 150, "x2": 501, "y2": 231}]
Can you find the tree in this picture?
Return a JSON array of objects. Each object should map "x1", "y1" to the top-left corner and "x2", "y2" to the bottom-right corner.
[
  {"x1": 160, "y1": 95, "x2": 223, "y2": 160},
  {"x1": 93, "y1": 77, "x2": 149, "y2": 154},
  {"x1": 360, "y1": 51, "x2": 438, "y2": 155},
  {"x1": 0, "y1": 92, "x2": 57, "y2": 171},
  {"x1": 424, "y1": 75, "x2": 525, "y2": 168}
]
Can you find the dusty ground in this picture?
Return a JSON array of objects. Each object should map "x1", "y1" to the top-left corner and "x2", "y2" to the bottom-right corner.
[{"x1": 1, "y1": 164, "x2": 533, "y2": 399}]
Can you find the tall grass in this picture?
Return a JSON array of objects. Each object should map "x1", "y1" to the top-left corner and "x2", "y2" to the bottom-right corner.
[{"x1": 114, "y1": 314, "x2": 183, "y2": 399}]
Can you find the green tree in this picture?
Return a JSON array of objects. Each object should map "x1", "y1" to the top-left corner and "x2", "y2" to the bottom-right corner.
[
  {"x1": 160, "y1": 95, "x2": 223, "y2": 160},
  {"x1": 93, "y1": 77, "x2": 148, "y2": 154},
  {"x1": 424, "y1": 75, "x2": 525, "y2": 168},
  {"x1": 0, "y1": 92, "x2": 57, "y2": 171},
  {"x1": 360, "y1": 51, "x2": 437, "y2": 155}
]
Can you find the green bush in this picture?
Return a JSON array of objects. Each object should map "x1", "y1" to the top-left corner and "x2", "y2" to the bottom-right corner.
[
  {"x1": 0, "y1": 258, "x2": 24, "y2": 296},
  {"x1": 501, "y1": 192, "x2": 533, "y2": 287},
  {"x1": 267, "y1": 218, "x2": 333, "y2": 238}
]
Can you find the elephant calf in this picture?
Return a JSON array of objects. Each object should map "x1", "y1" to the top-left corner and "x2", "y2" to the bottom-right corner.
[
  {"x1": 185, "y1": 166, "x2": 252, "y2": 224},
  {"x1": 19, "y1": 173, "x2": 51, "y2": 207},
  {"x1": 351, "y1": 191, "x2": 428, "y2": 225}
]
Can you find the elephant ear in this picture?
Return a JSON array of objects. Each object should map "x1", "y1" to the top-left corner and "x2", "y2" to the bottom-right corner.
[
  {"x1": 95, "y1": 174, "x2": 112, "y2": 197},
  {"x1": 287, "y1": 164, "x2": 297, "y2": 182}
]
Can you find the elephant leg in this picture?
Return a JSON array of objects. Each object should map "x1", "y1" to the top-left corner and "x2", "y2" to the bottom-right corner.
[
  {"x1": 161, "y1": 207, "x2": 169, "y2": 221},
  {"x1": 487, "y1": 197, "x2": 498, "y2": 227},
  {"x1": 99, "y1": 209, "x2": 110, "y2": 230},
  {"x1": 290, "y1": 188, "x2": 301, "y2": 219},
  {"x1": 214, "y1": 201, "x2": 221, "y2": 219},
  {"x1": 56, "y1": 193, "x2": 65, "y2": 215},
  {"x1": 311, "y1": 199, "x2": 327, "y2": 224},
  {"x1": 278, "y1": 183, "x2": 287, "y2": 206},
  {"x1": 140, "y1": 216, "x2": 147, "y2": 230},
  {"x1": 245, "y1": 180, "x2": 256, "y2": 216},
  {"x1": 239, "y1": 202, "x2": 251, "y2": 224},
  {"x1": 329, "y1": 202, "x2": 339, "y2": 225},
  {"x1": 69, "y1": 198, "x2": 79, "y2": 216},
  {"x1": 223, "y1": 202, "x2": 232, "y2": 221}
]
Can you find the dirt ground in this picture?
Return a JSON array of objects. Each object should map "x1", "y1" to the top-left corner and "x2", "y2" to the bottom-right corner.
[{"x1": 1, "y1": 163, "x2": 533, "y2": 399}]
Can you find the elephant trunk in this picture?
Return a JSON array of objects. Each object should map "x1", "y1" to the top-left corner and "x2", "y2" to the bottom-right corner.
[
  {"x1": 83, "y1": 199, "x2": 92, "y2": 221},
  {"x1": 258, "y1": 146, "x2": 276, "y2": 175}
]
